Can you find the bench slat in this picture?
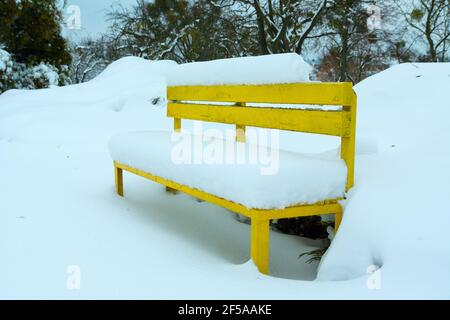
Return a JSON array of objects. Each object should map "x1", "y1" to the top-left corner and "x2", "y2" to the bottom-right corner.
[
  {"x1": 167, "y1": 82, "x2": 353, "y2": 106},
  {"x1": 168, "y1": 102, "x2": 351, "y2": 137}
]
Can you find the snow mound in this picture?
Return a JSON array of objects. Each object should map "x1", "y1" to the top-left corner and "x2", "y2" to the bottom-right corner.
[
  {"x1": 317, "y1": 62, "x2": 450, "y2": 298},
  {"x1": 96, "y1": 53, "x2": 313, "y2": 87}
]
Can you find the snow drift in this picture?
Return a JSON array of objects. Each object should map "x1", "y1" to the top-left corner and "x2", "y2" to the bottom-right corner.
[{"x1": 317, "y1": 63, "x2": 450, "y2": 298}]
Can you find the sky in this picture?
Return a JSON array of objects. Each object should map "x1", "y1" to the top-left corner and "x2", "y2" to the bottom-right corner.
[{"x1": 62, "y1": 0, "x2": 137, "y2": 41}]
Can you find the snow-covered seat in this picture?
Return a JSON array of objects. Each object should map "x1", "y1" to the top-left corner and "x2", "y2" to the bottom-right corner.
[
  {"x1": 109, "y1": 131, "x2": 347, "y2": 210},
  {"x1": 110, "y1": 82, "x2": 356, "y2": 275}
]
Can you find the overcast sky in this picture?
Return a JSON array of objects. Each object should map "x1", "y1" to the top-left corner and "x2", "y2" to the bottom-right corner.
[{"x1": 62, "y1": 0, "x2": 137, "y2": 40}]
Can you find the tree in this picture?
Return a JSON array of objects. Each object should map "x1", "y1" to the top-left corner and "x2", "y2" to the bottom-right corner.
[
  {"x1": 224, "y1": 0, "x2": 330, "y2": 55},
  {"x1": 387, "y1": 40, "x2": 420, "y2": 64},
  {"x1": 0, "y1": 0, "x2": 71, "y2": 67},
  {"x1": 400, "y1": 0, "x2": 450, "y2": 62},
  {"x1": 316, "y1": 42, "x2": 388, "y2": 83},
  {"x1": 69, "y1": 38, "x2": 109, "y2": 84},
  {"x1": 107, "y1": 0, "x2": 254, "y2": 63},
  {"x1": 180, "y1": 0, "x2": 258, "y2": 61},
  {"x1": 323, "y1": 0, "x2": 373, "y2": 82},
  {"x1": 0, "y1": 0, "x2": 18, "y2": 49},
  {"x1": 107, "y1": 0, "x2": 189, "y2": 59}
]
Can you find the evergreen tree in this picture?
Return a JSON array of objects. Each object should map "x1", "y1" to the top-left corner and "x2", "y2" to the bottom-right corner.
[
  {"x1": 0, "y1": 0, "x2": 18, "y2": 49},
  {"x1": 0, "y1": 0, "x2": 71, "y2": 67}
]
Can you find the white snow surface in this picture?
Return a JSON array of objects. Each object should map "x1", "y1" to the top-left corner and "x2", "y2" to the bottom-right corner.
[
  {"x1": 1, "y1": 56, "x2": 450, "y2": 299},
  {"x1": 166, "y1": 53, "x2": 312, "y2": 85},
  {"x1": 109, "y1": 131, "x2": 347, "y2": 209}
]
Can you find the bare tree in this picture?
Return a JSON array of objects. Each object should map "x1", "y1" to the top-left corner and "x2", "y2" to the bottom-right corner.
[
  {"x1": 399, "y1": 0, "x2": 450, "y2": 62},
  {"x1": 323, "y1": 0, "x2": 373, "y2": 81},
  {"x1": 315, "y1": 0, "x2": 405, "y2": 82},
  {"x1": 69, "y1": 38, "x2": 109, "y2": 83},
  {"x1": 106, "y1": 0, "x2": 257, "y2": 62},
  {"x1": 226, "y1": 0, "x2": 330, "y2": 55}
]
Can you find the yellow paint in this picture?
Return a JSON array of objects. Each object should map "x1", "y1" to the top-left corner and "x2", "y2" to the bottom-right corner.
[
  {"x1": 174, "y1": 118, "x2": 181, "y2": 132},
  {"x1": 114, "y1": 166, "x2": 123, "y2": 197},
  {"x1": 335, "y1": 208, "x2": 343, "y2": 231},
  {"x1": 114, "y1": 161, "x2": 342, "y2": 219},
  {"x1": 235, "y1": 102, "x2": 246, "y2": 142},
  {"x1": 340, "y1": 92, "x2": 357, "y2": 191},
  {"x1": 253, "y1": 201, "x2": 343, "y2": 220},
  {"x1": 168, "y1": 102, "x2": 349, "y2": 137},
  {"x1": 114, "y1": 82, "x2": 356, "y2": 275},
  {"x1": 236, "y1": 125, "x2": 246, "y2": 142},
  {"x1": 251, "y1": 217, "x2": 270, "y2": 274},
  {"x1": 167, "y1": 82, "x2": 354, "y2": 106}
]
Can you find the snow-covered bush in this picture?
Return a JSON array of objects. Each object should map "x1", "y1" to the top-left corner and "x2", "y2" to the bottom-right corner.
[
  {"x1": 0, "y1": 48, "x2": 14, "y2": 92},
  {"x1": 19, "y1": 63, "x2": 60, "y2": 89},
  {"x1": 0, "y1": 48, "x2": 70, "y2": 93}
]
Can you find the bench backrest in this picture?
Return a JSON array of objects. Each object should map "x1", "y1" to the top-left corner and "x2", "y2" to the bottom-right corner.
[{"x1": 167, "y1": 82, "x2": 356, "y2": 191}]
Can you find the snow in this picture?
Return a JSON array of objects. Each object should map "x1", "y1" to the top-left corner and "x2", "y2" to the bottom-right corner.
[
  {"x1": 0, "y1": 49, "x2": 13, "y2": 93},
  {"x1": 90, "y1": 53, "x2": 311, "y2": 89},
  {"x1": 1, "y1": 55, "x2": 450, "y2": 299},
  {"x1": 165, "y1": 53, "x2": 312, "y2": 85},
  {"x1": 1, "y1": 49, "x2": 66, "y2": 92},
  {"x1": 317, "y1": 63, "x2": 450, "y2": 292},
  {"x1": 109, "y1": 131, "x2": 347, "y2": 209},
  {"x1": 29, "y1": 63, "x2": 60, "y2": 87}
]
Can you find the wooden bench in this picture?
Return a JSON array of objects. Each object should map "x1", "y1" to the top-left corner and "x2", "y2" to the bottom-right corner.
[{"x1": 112, "y1": 82, "x2": 357, "y2": 274}]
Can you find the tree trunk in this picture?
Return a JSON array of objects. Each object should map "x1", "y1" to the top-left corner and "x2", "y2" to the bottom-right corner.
[
  {"x1": 339, "y1": 31, "x2": 349, "y2": 82},
  {"x1": 426, "y1": 32, "x2": 437, "y2": 62},
  {"x1": 425, "y1": 0, "x2": 438, "y2": 62},
  {"x1": 254, "y1": 0, "x2": 270, "y2": 54},
  {"x1": 295, "y1": 0, "x2": 328, "y2": 55}
]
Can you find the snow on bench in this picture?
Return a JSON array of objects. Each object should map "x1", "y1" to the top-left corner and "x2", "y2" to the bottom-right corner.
[
  {"x1": 109, "y1": 54, "x2": 357, "y2": 275},
  {"x1": 109, "y1": 131, "x2": 347, "y2": 210},
  {"x1": 166, "y1": 53, "x2": 312, "y2": 86}
]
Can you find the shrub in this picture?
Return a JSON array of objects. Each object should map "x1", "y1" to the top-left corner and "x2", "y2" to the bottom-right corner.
[
  {"x1": 1, "y1": 48, "x2": 71, "y2": 93},
  {"x1": 0, "y1": 48, "x2": 14, "y2": 92},
  {"x1": 273, "y1": 216, "x2": 335, "y2": 264},
  {"x1": 20, "y1": 63, "x2": 60, "y2": 89},
  {"x1": 273, "y1": 216, "x2": 333, "y2": 240}
]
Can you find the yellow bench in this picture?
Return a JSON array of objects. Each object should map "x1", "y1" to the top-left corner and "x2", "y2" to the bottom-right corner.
[{"x1": 113, "y1": 82, "x2": 357, "y2": 274}]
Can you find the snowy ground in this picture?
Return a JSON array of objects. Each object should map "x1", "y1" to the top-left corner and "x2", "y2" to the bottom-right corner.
[{"x1": 1, "y1": 56, "x2": 449, "y2": 299}]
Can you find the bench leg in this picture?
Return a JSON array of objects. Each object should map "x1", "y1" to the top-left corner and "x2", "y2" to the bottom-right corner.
[
  {"x1": 335, "y1": 210, "x2": 343, "y2": 232},
  {"x1": 251, "y1": 217, "x2": 270, "y2": 274},
  {"x1": 114, "y1": 165, "x2": 124, "y2": 197}
]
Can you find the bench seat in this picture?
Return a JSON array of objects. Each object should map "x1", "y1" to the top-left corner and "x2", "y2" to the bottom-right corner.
[{"x1": 109, "y1": 131, "x2": 347, "y2": 210}]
